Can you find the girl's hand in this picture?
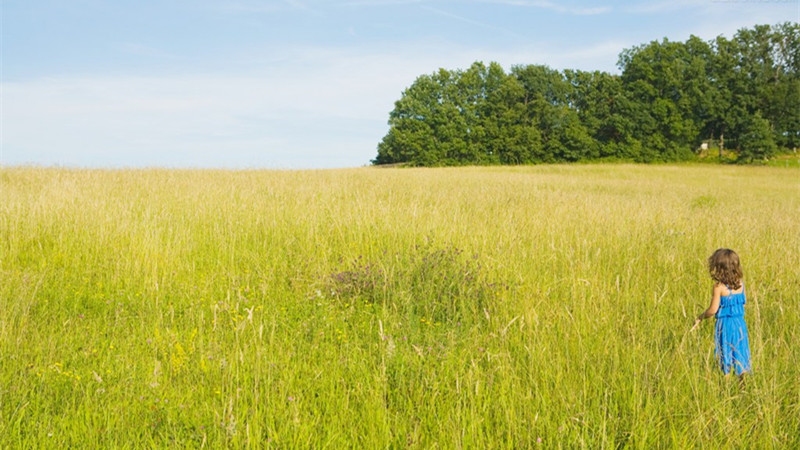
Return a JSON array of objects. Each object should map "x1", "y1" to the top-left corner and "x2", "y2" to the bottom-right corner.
[{"x1": 690, "y1": 317, "x2": 702, "y2": 332}]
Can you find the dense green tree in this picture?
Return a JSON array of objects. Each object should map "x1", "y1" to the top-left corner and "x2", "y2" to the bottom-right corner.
[
  {"x1": 772, "y1": 77, "x2": 800, "y2": 148},
  {"x1": 374, "y1": 23, "x2": 799, "y2": 166},
  {"x1": 706, "y1": 35, "x2": 747, "y2": 154},
  {"x1": 564, "y1": 70, "x2": 638, "y2": 158},
  {"x1": 374, "y1": 72, "x2": 441, "y2": 165},
  {"x1": 618, "y1": 37, "x2": 710, "y2": 160},
  {"x1": 511, "y1": 65, "x2": 595, "y2": 161},
  {"x1": 732, "y1": 23, "x2": 800, "y2": 150},
  {"x1": 738, "y1": 112, "x2": 778, "y2": 162},
  {"x1": 760, "y1": 22, "x2": 800, "y2": 149},
  {"x1": 480, "y1": 63, "x2": 543, "y2": 163}
]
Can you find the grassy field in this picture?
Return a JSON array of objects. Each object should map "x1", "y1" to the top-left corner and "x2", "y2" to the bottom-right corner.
[
  {"x1": 766, "y1": 153, "x2": 800, "y2": 168},
  {"x1": 1, "y1": 164, "x2": 799, "y2": 448}
]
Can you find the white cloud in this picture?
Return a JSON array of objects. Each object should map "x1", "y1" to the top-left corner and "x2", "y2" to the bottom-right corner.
[
  {"x1": 624, "y1": 0, "x2": 710, "y2": 14},
  {"x1": 3, "y1": 73, "x2": 385, "y2": 168},
  {"x1": 1, "y1": 45, "x2": 428, "y2": 168},
  {"x1": 339, "y1": 0, "x2": 426, "y2": 6},
  {"x1": 212, "y1": 0, "x2": 320, "y2": 14},
  {"x1": 622, "y1": 0, "x2": 798, "y2": 45},
  {"x1": 336, "y1": 0, "x2": 611, "y2": 14},
  {"x1": 686, "y1": 6, "x2": 799, "y2": 41},
  {"x1": 0, "y1": 39, "x2": 640, "y2": 168},
  {"x1": 115, "y1": 43, "x2": 179, "y2": 59},
  {"x1": 420, "y1": 5, "x2": 526, "y2": 39},
  {"x1": 625, "y1": 0, "x2": 797, "y2": 21},
  {"x1": 473, "y1": 0, "x2": 611, "y2": 15}
]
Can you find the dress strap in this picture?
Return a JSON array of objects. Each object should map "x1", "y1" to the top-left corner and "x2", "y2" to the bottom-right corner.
[{"x1": 726, "y1": 283, "x2": 744, "y2": 295}]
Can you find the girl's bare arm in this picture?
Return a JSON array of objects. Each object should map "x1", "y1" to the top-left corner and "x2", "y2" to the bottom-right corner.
[{"x1": 691, "y1": 284, "x2": 721, "y2": 330}]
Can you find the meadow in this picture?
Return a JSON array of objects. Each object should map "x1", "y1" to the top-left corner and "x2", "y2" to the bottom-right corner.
[{"x1": 1, "y1": 164, "x2": 799, "y2": 448}]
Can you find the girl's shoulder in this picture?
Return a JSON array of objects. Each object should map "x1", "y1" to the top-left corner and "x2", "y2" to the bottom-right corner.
[{"x1": 714, "y1": 281, "x2": 744, "y2": 296}]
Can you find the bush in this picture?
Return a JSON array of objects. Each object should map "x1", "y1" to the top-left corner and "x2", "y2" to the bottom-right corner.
[{"x1": 322, "y1": 241, "x2": 503, "y2": 325}]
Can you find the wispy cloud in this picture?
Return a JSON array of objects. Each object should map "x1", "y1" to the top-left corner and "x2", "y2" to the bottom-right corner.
[
  {"x1": 214, "y1": 0, "x2": 320, "y2": 14},
  {"x1": 474, "y1": 0, "x2": 611, "y2": 15},
  {"x1": 338, "y1": 0, "x2": 610, "y2": 13},
  {"x1": 421, "y1": 5, "x2": 525, "y2": 38},
  {"x1": 340, "y1": 0, "x2": 426, "y2": 6},
  {"x1": 283, "y1": 0, "x2": 316, "y2": 12},
  {"x1": 5, "y1": 0, "x2": 794, "y2": 169},
  {"x1": 625, "y1": 0, "x2": 797, "y2": 17},
  {"x1": 1, "y1": 45, "x2": 426, "y2": 168},
  {"x1": 3, "y1": 73, "x2": 380, "y2": 168},
  {"x1": 2, "y1": 38, "x2": 629, "y2": 168},
  {"x1": 115, "y1": 43, "x2": 178, "y2": 59},
  {"x1": 624, "y1": 0, "x2": 713, "y2": 14},
  {"x1": 623, "y1": 0, "x2": 797, "y2": 43}
]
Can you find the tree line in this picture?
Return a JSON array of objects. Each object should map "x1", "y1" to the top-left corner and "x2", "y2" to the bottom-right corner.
[{"x1": 373, "y1": 23, "x2": 799, "y2": 166}]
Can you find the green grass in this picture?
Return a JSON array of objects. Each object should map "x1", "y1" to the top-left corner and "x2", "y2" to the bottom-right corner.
[
  {"x1": 1, "y1": 164, "x2": 799, "y2": 448},
  {"x1": 766, "y1": 153, "x2": 800, "y2": 168}
]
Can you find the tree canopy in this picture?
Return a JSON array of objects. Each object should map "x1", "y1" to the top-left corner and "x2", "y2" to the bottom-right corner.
[{"x1": 374, "y1": 23, "x2": 799, "y2": 166}]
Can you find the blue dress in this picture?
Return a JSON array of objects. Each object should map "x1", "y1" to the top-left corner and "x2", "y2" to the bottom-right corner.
[{"x1": 714, "y1": 284, "x2": 752, "y2": 375}]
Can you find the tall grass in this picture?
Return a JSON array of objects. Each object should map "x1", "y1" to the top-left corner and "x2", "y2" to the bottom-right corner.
[{"x1": 1, "y1": 164, "x2": 798, "y2": 448}]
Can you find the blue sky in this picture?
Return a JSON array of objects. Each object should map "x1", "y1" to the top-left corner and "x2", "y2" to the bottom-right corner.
[{"x1": 2, "y1": 1, "x2": 798, "y2": 169}]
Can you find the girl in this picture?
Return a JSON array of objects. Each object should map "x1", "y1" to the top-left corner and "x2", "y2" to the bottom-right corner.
[{"x1": 691, "y1": 248, "x2": 752, "y2": 377}]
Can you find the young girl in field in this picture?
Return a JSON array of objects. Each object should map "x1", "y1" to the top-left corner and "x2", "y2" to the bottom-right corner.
[{"x1": 691, "y1": 248, "x2": 752, "y2": 378}]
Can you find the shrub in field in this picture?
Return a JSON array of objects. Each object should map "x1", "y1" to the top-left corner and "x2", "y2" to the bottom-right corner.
[{"x1": 323, "y1": 241, "x2": 502, "y2": 325}]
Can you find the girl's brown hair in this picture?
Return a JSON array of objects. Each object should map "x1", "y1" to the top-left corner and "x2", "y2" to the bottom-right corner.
[{"x1": 708, "y1": 248, "x2": 743, "y2": 290}]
